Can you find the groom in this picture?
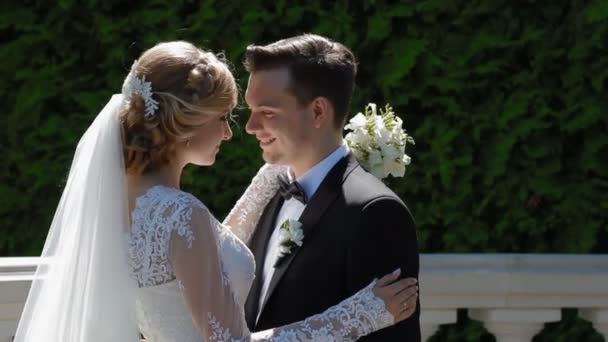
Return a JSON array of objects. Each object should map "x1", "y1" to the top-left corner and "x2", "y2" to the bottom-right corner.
[{"x1": 243, "y1": 34, "x2": 420, "y2": 340}]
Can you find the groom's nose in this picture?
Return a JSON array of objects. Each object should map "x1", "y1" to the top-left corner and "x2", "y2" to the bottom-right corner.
[{"x1": 245, "y1": 111, "x2": 260, "y2": 135}]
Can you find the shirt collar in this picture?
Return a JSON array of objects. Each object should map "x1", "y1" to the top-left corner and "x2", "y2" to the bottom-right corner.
[{"x1": 288, "y1": 144, "x2": 349, "y2": 200}]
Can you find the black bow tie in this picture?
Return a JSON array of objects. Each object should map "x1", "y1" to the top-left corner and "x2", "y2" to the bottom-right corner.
[{"x1": 278, "y1": 175, "x2": 308, "y2": 204}]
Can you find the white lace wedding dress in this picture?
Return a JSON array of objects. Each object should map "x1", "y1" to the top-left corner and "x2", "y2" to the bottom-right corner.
[{"x1": 126, "y1": 165, "x2": 395, "y2": 341}]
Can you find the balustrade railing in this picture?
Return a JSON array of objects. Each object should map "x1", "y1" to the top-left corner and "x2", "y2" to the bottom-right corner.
[{"x1": 0, "y1": 254, "x2": 606, "y2": 342}]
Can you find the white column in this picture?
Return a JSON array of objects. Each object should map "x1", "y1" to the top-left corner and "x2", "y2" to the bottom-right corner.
[
  {"x1": 0, "y1": 320, "x2": 17, "y2": 342},
  {"x1": 420, "y1": 309, "x2": 457, "y2": 341},
  {"x1": 0, "y1": 301, "x2": 24, "y2": 342},
  {"x1": 580, "y1": 309, "x2": 608, "y2": 340},
  {"x1": 469, "y1": 309, "x2": 561, "y2": 342}
]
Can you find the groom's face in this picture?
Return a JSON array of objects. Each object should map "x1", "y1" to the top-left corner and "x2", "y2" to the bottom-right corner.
[{"x1": 245, "y1": 68, "x2": 315, "y2": 168}]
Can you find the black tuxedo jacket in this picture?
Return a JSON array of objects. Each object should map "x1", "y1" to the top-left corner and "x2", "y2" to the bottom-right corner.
[{"x1": 245, "y1": 153, "x2": 420, "y2": 341}]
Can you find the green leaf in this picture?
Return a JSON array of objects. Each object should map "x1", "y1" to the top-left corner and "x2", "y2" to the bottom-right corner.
[
  {"x1": 585, "y1": 0, "x2": 608, "y2": 23},
  {"x1": 380, "y1": 38, "x2": 428, "y2": 88},
  {"x1": 367, "y1": 13, "x2": 392, "y2": 41}
]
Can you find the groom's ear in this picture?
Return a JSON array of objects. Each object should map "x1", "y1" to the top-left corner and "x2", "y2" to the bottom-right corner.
[{"x1": 310, "y1": 97, "x2": 334, "y2": 129}]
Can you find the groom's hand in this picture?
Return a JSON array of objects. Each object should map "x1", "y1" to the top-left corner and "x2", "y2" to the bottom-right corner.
[{"x1": 373, "y1": 268, "x2": 418, "y2": 322}]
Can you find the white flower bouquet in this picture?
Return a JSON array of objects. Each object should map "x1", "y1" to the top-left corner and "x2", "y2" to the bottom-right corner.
[{"x1": 344, "y1": 103, "x2": 415, "y2": 179}]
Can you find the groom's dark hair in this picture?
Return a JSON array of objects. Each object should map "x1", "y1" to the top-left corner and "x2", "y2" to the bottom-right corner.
[{"x1": 244, "y1": 34, "x2": 357, "y2": 128}]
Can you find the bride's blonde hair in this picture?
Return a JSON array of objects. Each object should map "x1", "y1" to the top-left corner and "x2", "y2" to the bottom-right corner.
[{"x1": 120, "y1": 41, "x2": 238, "y2": 174}]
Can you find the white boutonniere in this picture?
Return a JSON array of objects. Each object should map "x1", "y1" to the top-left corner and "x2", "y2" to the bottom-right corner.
[
  {"x1": 344, "y1": 103, "x2": 415, "y2": 179},
  {"x1": 275, "y1": 218, "x2": 304, "y2": 267}
]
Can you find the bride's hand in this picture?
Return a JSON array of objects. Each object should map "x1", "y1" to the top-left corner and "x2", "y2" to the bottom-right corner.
[{"x1": 372, "y1": 269, "x2": 418, "y2": 322}]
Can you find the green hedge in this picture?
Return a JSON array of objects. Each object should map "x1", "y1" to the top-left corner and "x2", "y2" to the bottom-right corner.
[
  {"x1": 2, "y1": 1, "x2": 606, "y2": 340},
  {"x1": 1, "y1": 1, "x2": 607, "y2": 339}
]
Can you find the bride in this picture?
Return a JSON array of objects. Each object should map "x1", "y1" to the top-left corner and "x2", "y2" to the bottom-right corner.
[{"x1": 14, "y1": 41, "x2": 418, "y2": 342}]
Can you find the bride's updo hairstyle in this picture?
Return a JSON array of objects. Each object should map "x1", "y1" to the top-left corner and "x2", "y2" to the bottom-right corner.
[{"x1": 120, "y1": 41, "x2": 238, "y2": 174}]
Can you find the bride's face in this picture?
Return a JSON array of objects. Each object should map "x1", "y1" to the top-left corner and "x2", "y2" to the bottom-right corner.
[
  {"x1": 244, "y1": 68, "x2": 315, "y2": 169},
  {"x1": 181, "y1": 112, "x2": 233, "y2": 166}
]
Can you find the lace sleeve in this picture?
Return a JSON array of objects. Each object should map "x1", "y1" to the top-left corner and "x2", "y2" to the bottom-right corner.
[
  {"x1": 250, "y1": 282, "x2": 395, "y2": 341},
  {"x1": 223, "y1": 164, "x2": 286, "y2": 245},
  {"x1": 170, "y1": 202, "x2": 396, "y2": 342},
  {"x1": 170, "y1": 203, "x2": 250, "y2": 340}
]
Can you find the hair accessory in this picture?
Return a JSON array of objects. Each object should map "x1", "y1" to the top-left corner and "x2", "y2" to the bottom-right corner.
[{"x1": 122, "y1": 60, "x2": 160, "y2": 119}]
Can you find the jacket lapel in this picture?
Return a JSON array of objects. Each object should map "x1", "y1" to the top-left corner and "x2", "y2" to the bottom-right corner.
[{"x1": 258, "y1": 153, "x2": 360, "y2": 317}]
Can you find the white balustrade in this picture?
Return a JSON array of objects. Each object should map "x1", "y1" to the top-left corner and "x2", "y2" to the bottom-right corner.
[
  {"x1": 1, "y1": 254, "x2": 607, "y2": 341},
  {"x1": 0, "y1": 257, "x2": 36, "y2": 342},
  {"x1": 580, "y1": 309, "x2": 608, "y2": 340},
  {"x1": 419, "y1": 254, "x2": 608, "y2": 341}
]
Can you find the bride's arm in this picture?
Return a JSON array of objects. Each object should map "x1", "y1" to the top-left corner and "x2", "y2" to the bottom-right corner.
[
  {"x1": 250, "y1": 272, "x2": 418, "y2": 341},
  {"x1": 170, "y1": 205, "x2": 249, "y2": 339},
  {"x1": 222, "y1": 164, "x2": 286, "y2": 245},
  {"x1": 170, "y1": 204, "x2": 418, "y2": 342}
]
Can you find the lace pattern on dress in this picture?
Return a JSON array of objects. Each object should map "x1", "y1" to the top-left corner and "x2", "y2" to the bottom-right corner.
[
  {"x1": 207, "y1": 282, "x2": 394, "y2": 342},
  {"x1": 127, "y1": 186, "x2": 208, "y2": 287},
  {"x1": 223, "y1": 164, "x2": 287, "y2": 245}
]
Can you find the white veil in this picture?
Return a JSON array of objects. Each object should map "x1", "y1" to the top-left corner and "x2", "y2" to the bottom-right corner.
[{"x1": 14, "y1": 94, "x2": 139, "y2": 341}]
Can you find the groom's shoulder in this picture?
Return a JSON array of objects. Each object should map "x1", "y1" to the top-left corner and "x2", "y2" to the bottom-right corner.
[
  {"x1": 342, "y1": 165, "x2": 405, "y2": 208},
  {"x1": 340, "y1": 166, "x2": 417, "y2": 239}
]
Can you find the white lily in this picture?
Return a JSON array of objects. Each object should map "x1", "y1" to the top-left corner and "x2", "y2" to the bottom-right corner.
[
  {"x1": 344, "y1": 102, "x2": 414, "y2": 180},
  {"x1": 343, "y1": 112, "x2": 367, "y2": 131}
]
